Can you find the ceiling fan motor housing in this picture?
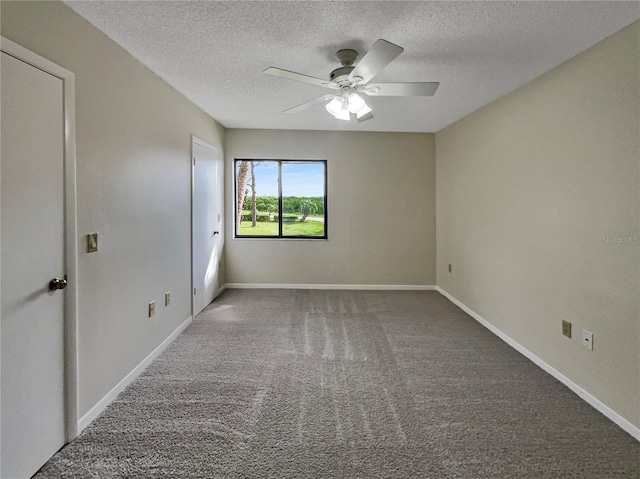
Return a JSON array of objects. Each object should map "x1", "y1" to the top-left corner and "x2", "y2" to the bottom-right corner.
[
  {"x1": 330, "y1": 66, "x2": 355, "y2": 85},
  {"x1": 330, "y1": 48, "x2": 358, "y2": 85}
]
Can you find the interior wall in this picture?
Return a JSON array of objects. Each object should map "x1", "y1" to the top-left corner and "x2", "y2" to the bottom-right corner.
[
  {"x1": 224, "y1": 129, "x2": 436, "y2": 286},
  {"x1": 436, "y1": 22, "x2": 639, "y2": 429},
  {"x1": 1, "y1": 1, "x2": 224, "y2": 417}
]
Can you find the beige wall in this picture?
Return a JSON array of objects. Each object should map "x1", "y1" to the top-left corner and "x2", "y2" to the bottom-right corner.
[
  {"x1": 1, "y1": 1, "x2": 224, "y2": 416},
  {"x1": 436, "y1": 22, "x2": 639, "y2": 428},
  {"x1": 225, "y1": 129, "x2": 436, "y2": 286}
]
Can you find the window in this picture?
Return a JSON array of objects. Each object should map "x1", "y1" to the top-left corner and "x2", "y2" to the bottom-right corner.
[{"x1": 234, "y1": 159, "x2": 327, "y2": 239}]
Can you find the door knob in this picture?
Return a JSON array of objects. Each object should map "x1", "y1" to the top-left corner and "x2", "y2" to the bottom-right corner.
[
  {"x1": 213, "y1": 231, "x2": 220, "y2": 235},
  {"x1": 48, "y1": 278, "x2": 67, "y2": 291}
]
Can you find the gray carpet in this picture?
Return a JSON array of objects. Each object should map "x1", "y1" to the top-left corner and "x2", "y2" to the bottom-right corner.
[{"x1": 35, "y1": 289, "x2": 639, "y2": 478}]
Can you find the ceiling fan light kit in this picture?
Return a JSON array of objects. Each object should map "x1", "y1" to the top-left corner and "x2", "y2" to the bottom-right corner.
[
  {"x1": 264, "y1": 39, "x2": 439, "y2": 123},
  {"x1": 325, "y1": 96, "x2": 347, "y2": 119},
  {"x1": 325, "y1": 92, "x2": 372, "y2": 121}
]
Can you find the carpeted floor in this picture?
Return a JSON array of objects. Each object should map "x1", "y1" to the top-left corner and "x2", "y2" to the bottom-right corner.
[{"x1": 35, "y1": 289, "x2": 639, "y2": 478}]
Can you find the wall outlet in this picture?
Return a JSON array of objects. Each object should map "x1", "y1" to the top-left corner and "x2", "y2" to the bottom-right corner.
[
  {"x1": 448, "y1": 264, "x2": 452, "y2": 273},
  {"x1": 562, "y1": 320, "x2": 572, "y2": 338},
  {"x1": 149, "y1": 301, "x2": 155, "y2": 318},
  {"x1": 165, "y1": 292, "x2": 171, "y2": 306},
  {"x1": 582, "y1": 329, "x2": 593, "y2": 350}
]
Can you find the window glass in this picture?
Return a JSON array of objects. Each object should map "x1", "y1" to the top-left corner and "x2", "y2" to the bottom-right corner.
[
  {"x1": 235, "y1": 159, "x2": 327, "y2": 239},
  {"x1": 282, "y1": 162, "x2": 325, "y2": 237},
  {"x1": 235, "y1": 161, "x2": 279, "y2": 236}
]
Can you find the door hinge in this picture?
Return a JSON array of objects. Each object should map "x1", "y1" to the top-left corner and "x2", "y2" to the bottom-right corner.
[
  {"x1": 193, "y1": 158, "x2": 196, "y2": 166},
  {"x1": 193, "y1": 287, "x2": 196, "y2": 295}
]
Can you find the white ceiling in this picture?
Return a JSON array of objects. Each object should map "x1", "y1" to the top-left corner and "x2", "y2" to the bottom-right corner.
[{"x1": 65, "y1": 1, "x2": 639, "y2": 133}]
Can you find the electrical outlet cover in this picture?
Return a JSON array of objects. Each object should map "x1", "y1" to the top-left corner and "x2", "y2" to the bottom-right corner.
[{"x1": 582, "y1": 329, "x2": 593, "y2": 350}]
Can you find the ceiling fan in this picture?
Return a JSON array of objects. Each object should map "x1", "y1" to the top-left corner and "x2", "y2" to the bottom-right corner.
[{"x1": 264, "y1": 39, "x2": 439, "y2": 122}]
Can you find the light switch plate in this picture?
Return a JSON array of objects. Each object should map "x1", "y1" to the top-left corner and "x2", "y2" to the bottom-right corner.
[
  {"x1": 149, "y1": 301, "x2": 155, "y2": 318},
  {"x1": 165, "y1": 292, "x2": 171, "y2": 306},
  {"x1": 562, "y1": 320, "x2": 572, "y2": 338},
  {"x1": 88, "y1": 233, "x2": 98, "y2": 253},
  {"x1": 582, "y1": 329, "x2": 593, "y2": 350}
]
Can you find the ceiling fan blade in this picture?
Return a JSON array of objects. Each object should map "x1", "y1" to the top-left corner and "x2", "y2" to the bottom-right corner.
[
  {"x1": 283, "y1": 94, "x2": 335, "y2": 114},
  {"x1": 348, "y1": 39, "x2": 404, "y2": 84},
  {"x1": 356, "y1": 111, "x2": 374, "y2": 123},
  {"x1": 264, "y1": 67, "x2": 338, "y2": 90},
  {"x1": 364, "y1": 82, "x2": 440, "y2": 96}
]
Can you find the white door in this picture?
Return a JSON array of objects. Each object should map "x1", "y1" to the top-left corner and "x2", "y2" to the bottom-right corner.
[
  {"x1": 192, "y1": 139, "x2": 223, "y2": 316},
  {"x1": 1, "y1": 51, "x2": 67, "y2": 478}
]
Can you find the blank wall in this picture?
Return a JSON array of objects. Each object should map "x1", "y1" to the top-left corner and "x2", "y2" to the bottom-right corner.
[
  {"x1": 224, "y1": 129, "x2": 436, "y2": 287},
  {"x1": 436, "y1": 22, "x2": 639, "y2": 429}
]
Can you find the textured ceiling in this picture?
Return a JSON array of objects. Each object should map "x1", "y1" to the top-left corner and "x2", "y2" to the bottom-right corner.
[{"x1": 65, "y1": 1, "x2": 639, "y2": 133}]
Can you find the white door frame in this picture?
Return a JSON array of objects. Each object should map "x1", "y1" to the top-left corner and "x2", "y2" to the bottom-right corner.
[
  {"x1": 1, "y1": 36, "x2": 79, "y2": 441},
  {"x1": 191, "y1": 135, "x2": 220, "y2": 318}
]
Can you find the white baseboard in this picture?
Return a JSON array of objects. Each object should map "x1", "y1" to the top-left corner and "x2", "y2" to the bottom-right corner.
[
  {"x1": 224, "y1": 283, "x2": 437, "y2": 291},
  {"x1": 435, "y1": 287, "x2": 640, "y2": 441},
  {"x1": 77, "y1": 315, "x2": 193, "y2": 432}
]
